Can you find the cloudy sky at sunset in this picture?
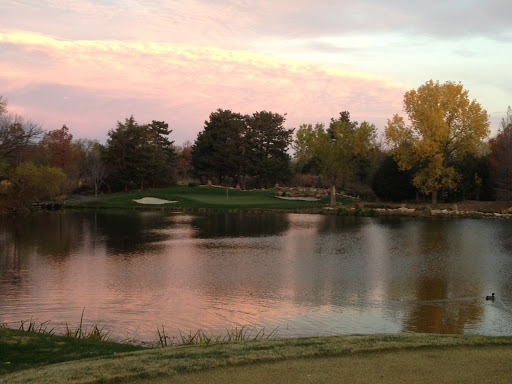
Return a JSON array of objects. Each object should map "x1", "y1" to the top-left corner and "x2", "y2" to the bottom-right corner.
[{"x1": 1, "y1": 0, "x2": 511, "y2": 144}]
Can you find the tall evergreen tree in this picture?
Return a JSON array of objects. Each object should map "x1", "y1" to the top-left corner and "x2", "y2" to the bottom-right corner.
[
  {"x1": 104, "y1": 116, "x2": 176, "y2": 191},
  {"x1": 191, "y1": 109, "x2": 248, "y2": 185},
  {"x1": 246, "y1": 111, "x2": 293, "y2": 188}
]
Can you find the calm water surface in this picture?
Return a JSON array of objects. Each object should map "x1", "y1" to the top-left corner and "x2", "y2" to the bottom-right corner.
[{"x1": 1, "y1": 211, "x2": 511, "y2": 342}]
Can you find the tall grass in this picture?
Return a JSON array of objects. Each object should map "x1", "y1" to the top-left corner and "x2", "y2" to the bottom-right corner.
[
  {"x1": 63, "y1": 309, "x2": 111, "y2": 341},
  {"x1": 13, "y1": 310, "x2": 111, "y2": 342},
  {"x1": 18, "y1": 318, "x2": 55, "y2": 335},
  {"x1": 157, "y1": 325, "x2": 279, "y2": 347}
]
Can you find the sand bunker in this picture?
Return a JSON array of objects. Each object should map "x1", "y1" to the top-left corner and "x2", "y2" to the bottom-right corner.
[{"x1": 133, "y1": 197, "x2": 177, "y2": 205}]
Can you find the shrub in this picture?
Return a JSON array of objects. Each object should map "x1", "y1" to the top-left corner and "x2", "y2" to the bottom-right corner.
[{"x1": 336, "y1": 207, "x2": 351, "y2": 216}]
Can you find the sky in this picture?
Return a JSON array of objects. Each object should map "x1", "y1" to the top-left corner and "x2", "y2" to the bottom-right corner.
[{"x1": 1, "y1": 0, "x2": 511, "y2": 145}]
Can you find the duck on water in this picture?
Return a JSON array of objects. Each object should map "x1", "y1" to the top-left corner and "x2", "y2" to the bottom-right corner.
[{"x1": 486, "y1": 293, "x2": 495, "y2": 300}]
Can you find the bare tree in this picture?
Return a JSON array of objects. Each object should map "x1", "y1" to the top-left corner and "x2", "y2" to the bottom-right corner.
[
  {"x1": 0, "y1": 114, "x2": 43, "y2": 165},
  {"x1": 76, "y1": 139, "x2": 106, "y2": 197}
]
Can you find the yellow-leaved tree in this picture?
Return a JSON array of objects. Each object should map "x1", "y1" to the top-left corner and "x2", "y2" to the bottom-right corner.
[{"x1": 385, "y1": 80, "x2": 490, "y2": 204}]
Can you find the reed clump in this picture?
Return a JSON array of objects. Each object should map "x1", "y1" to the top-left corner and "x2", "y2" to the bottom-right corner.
[
  {"x1": 63, "y1": 309, "x2": 111, "y2": 341},
  {"x1": 12, "y1": 310, "x2": 111, "y2": 342},
  {"x1": 157, "y1": 325, "x2": 278, "y2": 347},
  {"x1": 18, "y1": 319, "x2": 55, "y2": 335}
]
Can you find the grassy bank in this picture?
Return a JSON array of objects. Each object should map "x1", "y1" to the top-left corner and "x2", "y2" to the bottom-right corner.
[{"x1": 2, "y1": 328, "x2": 512, "y2": 383}]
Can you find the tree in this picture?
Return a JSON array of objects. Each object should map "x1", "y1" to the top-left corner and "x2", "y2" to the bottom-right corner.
[
  {"x1": 0, "y1": 96, "x2": 6, "y2": 115},
  {"x1": 489, "y1": 106, "x2": 512, "y2": 200},
  {"x1": 192, "y1": 109, "x2": 294, "y2": 188},
  {"x1": 0, "y1": 162, "x2": 66, "y2": 213},
  {"x1": 0, "y1": 114, "x2": 43, "y2": 166},
  {"x1": 76, "y1": 139, "x2": 106, "y2": 197},
  {"x1": 40, "y1": 125, "x2": 81, "y2": 192},
  {"x1": 191, "y1": 109, "x2": 248, "y2": 185},
  {"x1": 452, "y1": 154, "x2": 492, "y2": 201},
  {"x1": 385, "y1": 80, "x2": 490, "y2": 204},
  {"x1": 176, "y1": 141, "x2": 193, "y2": 181},
  {"x1": 103, "y1": 116, "x2": 176, "y2": 192},
  {"x1": 372, "y1": 156, "x2": 416, "y2": 202},
  {"x1": 145, "y1": 120, "x2": 177, "y2": 188},
  {"x1": 294, "y1": 112, "x2": 377, "y2": 205},
  {"x1": 246, "y1": 111, "x2": 294, "y2": 188}
]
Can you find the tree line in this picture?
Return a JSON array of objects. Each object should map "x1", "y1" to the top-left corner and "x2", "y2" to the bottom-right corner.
[{"x1": 1, "y1": 79, "x2": 511, "y2": 213}]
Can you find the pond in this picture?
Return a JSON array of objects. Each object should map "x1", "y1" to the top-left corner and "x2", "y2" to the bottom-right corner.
[{"x1": 1, "y1": 210, "x2": 511, "y2": 343}]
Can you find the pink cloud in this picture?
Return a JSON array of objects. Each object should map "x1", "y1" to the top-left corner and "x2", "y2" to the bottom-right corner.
[{"x1": 0, "y1": 31, "x2": 407, "y2": 143}]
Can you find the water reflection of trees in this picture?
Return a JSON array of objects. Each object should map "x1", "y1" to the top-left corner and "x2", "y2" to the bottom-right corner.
[
  {"x1": 0, "y1": 212, "x2": 84, "y2": 262},
  {"x1": 403, "y1": 277, "x2": 483, "y2": 333},
  {"x1": 190, "y1": 213, "x2": 290, "y2": 238},
  {"x1": 0, "y1": 210, "x2": 173, "y2": 267},
  {"x1": 316, "y1": 215, "x2": 364, "y2": 234},
  {"x1": 401, "y1": 219, "x2": 485, "y2": 333},
  {"x1": 95, "y1": 211, "x2": 169, "y2": 256},
  {"x1": 0, "y1": 211, "x2": 89, "y2": 291}
]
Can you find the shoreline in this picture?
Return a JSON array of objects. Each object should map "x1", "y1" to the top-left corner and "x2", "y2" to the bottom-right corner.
[
  {"x1": 51, "y1": 201, "x2": 512, "y2": 220},
  {"x1": 20, "y1": 186, "x2": 512, "y2": 219}
]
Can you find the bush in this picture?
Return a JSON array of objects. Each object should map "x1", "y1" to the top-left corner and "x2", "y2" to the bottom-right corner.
[
  {"x1": 336, "y1": 207, "x2": 351, "y2": 216},
  {"x1": 359, "y1": 208, "x2": 377, "y2": 217}
]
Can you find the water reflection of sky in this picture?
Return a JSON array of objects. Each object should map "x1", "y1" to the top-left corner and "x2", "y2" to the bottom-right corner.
[{"x1": 0, "y1": 211, "x2": 511, "y2": 343}]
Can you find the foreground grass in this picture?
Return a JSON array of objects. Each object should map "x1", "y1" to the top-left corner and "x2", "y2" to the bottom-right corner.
[
  {"x1": 67, "y1": 186, "x2": 344, "y2": 210},
  {"x1": 1, "y1": 330, "x2": 512, "y2": 384},
  {"x1": 0, "y1": 328, "x2": 143, "y2": 376}
]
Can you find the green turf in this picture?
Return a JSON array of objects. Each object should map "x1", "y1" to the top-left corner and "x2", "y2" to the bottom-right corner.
[
  {"x1": 67, "y1": 186, "x2": 351, "y2": 210},
  {"x1": 0, "y1": 327, "x2": 143, "y2": 375}
]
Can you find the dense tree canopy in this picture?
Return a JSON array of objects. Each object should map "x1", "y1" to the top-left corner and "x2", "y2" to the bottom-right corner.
[
  {"x1": 192, "y1": 109, "x2": 248, "y2": 185},
  {"x1": 40, "y1": 125, "x2": 81, "y2": 192},
  {"x1": 191, "y1": 109, "x2": 292, "y2": 188},
  {"x1": 385, "y1": 80, "x2": 490, "y2": 204},
  {"x1": 372, "y1": 156, "x2": 416, "y2": 202},
  {"x1": 103, "y1": 116, "x2": 176, "y2": 192},
  {"x1": 295, "y1": 112, "x2": 377, "y2": 205},
  {"x1": 489, "y1": 106, "x2": 512, "y2": 200},
  {"x1": 0, "y1": 161, "x2": 66, "y2": 213},
  {"x1": 175, "y1": 141, "x2": 193, "y2": 181},
  {"x1": 246, "y1": 111, "x2": 294, "y2": 188}
]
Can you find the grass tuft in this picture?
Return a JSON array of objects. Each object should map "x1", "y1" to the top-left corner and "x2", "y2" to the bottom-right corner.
[
  {"x1": 63, "y1": 309, "x2": 111, "y2": 341},
  {"x1": 18, "y1": 319, "x2": 55, "y2": 335},
  {"x1": 156, "y1": 326, "x2": 279, "y2": 347}
]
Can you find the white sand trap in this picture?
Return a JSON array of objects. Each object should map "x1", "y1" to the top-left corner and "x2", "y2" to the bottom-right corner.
[
  {"x1": 276, "y1": 196, "x2": 321, "y2": 201},
  {"x1": 133, "y1": 197, "x2": 178, "y2": 205}
]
